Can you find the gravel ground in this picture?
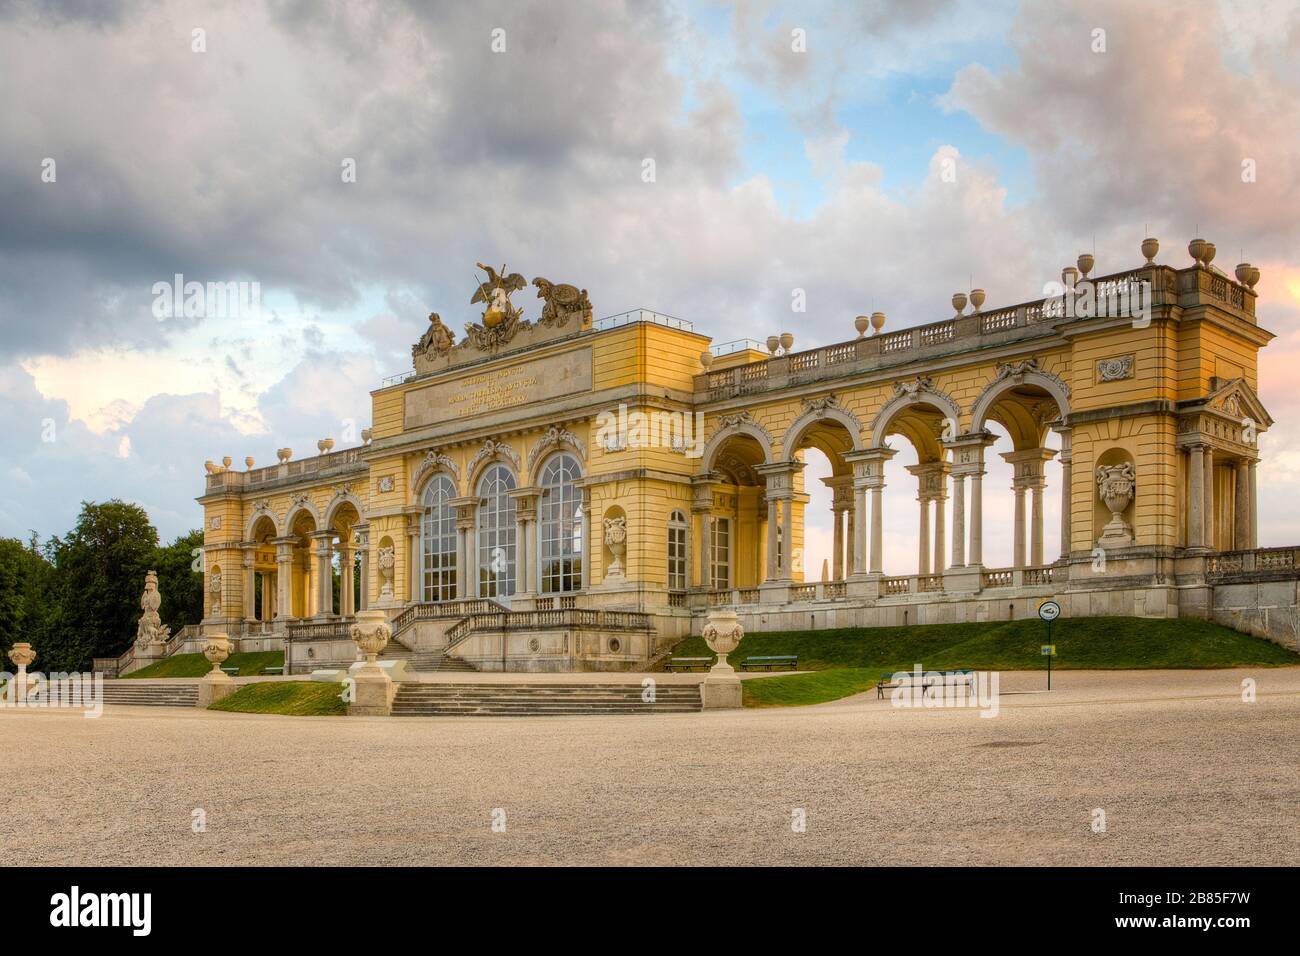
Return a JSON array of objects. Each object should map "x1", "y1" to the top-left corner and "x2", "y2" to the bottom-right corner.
[{"x1": 5, "y1": 667, "x2": 1297, "y2": 866}]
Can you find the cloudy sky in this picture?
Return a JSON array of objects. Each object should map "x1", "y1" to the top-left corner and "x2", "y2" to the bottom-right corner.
[{"x1": 2, "y1": 0, "x2": 1299, "y2": 575}]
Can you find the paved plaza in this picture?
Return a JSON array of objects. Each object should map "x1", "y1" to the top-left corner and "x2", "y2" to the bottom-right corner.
[{"x1": 6, "y1": 668, "x2": 1298, "y2": 866}]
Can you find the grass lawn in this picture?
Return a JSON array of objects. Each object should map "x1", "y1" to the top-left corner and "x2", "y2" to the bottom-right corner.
[
  {"x1": 126, "y1": 651, "x2": 284, "y2": 679},
  {"x1": 666, "y1": 616, "x2": 1298, "y2": 708},
  {"x1": 207, "y1": 681, "x2": 347, "y2": 716}
]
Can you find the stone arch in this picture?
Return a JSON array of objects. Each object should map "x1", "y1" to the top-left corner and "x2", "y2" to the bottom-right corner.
[
  {"x1": 783, "y1": 396, "x2": 865, "y2": 458},
  {"x1": 280, "y1": 494, "x2": 321, "y2": 536},
  {"x1": 527, "y1": 425, "x2": 586, "y2": 484},
  {"x1": 701, "y1": 411, "x2": 775, "y2": 472},
  {"x1": 324, "y1": 489, "x2": 365, "y2": 530},
  {"x1": 970, "y1": 360, "x2": 1072, "y2": 439},
  {"x1": 412, "y1": 450, "x2": 461, "y2": 498},
  {"x1": 869, "y1": 378, "x2": 962, "y2": 453},
  {"x1": 244, "y1": 504, "x2": 280, "y2": 542},
  {"x1": 467, "y1": 438, "x2": 522, "y2": 489}
]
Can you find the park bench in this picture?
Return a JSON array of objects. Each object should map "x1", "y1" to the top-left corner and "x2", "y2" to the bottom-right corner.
[
  {"x1": 741, "y1": 655, "x2": 798, "y2": 671},
  {"x1": 877, "y1": 669, "x2": 976, "y2": 699},
  {"x1": 262, "y1": 666, "x2": 284, "y2": 675},
  {"x1": 665, "y1": 657, "x2": 713, "y2": 672},
  {"x1": 220, "y1": 666, "x2": 239, "y2": 677}
]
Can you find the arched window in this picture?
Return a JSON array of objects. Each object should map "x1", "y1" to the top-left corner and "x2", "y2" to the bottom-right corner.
[
  {"x1": 539, "y1": 454, "x2": 583, "y2": 593},
  {"x1": 477, "y1": 464, "x2": 517, "y2": 597},
  {"x1": 420, "y1": 475, "x2": 457, "y2": 602},
  {"x1": 667, "y1": 510, "x2": 688, "y2": 591}
]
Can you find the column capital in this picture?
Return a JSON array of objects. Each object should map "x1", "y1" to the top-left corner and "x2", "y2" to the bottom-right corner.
[
  {"x1": 1001, "y1": 446, "x2": 1058, "y2": 485},
  {"x1": 944, "y1": 430, "x2": 997, "y2": 475},
  {"x1": 905, "y1": 460, "x2": 950, "y2": 501},
  {"x1": 845, "y1": 446, "x2": 896, "y2": 485}
]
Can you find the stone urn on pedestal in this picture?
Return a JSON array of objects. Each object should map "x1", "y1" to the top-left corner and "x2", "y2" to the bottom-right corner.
[
  {"x1": 1095, "y1": 463, "x2": 1136, "y2": 549},
  {"x1": 602, "y1": 516, "x2": 627, "y2": 582},
  {"x1": 699, "y1": 608, "x2": 744, "y2": 709},
  {"x1": 7, "y1": 641, "x2": 37, "y2": 703},
  {"x1": 197, "y1": 632, "x2": 237, "y2": 707},
  {"x1": 348, "y1": 609, "x2": 395, "y2": 716}
]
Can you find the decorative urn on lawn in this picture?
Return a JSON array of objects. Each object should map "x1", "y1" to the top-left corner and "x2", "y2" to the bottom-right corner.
[
  {"x1": 197, "y1": 632, "x2": 237, "y2": 708},
  {"x1": 699, "y1": 608, "x2": 744, "y2": 710},
  {"x1": 347, "y1": 610, "x2": 396, "y2": 717}
]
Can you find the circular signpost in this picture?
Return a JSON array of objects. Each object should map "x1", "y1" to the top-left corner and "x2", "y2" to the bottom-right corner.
[{"x1": 1038, "y1": 600, "x2": 1061, "y2": 689}]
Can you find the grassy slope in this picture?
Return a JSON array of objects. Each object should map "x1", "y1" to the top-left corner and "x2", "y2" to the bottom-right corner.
[
  {"x1": 665, "y1": 617, "x2": 1298, "y2": 708},
  {"x1": 207, "y1": 680, "x2": 347, "y2": 716},
  {"x1": 126, "y1": 651, "x2": 284, "y2": 679}
]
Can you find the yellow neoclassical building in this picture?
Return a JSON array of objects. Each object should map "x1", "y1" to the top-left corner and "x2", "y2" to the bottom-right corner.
[{"x1": 195, "y1": 242, "x2": 1296, "y2": 672}]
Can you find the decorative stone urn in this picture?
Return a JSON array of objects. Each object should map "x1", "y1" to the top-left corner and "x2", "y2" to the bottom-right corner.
[
  {"x1": 969, "y1": 288, "x2": 985, "y2": 313},
  {"x1": 1076, "y1": 253, "x2": 1094, "y2": 279},
  {"x1": 951, "y1": 292, "x2": 967, "y2": 317},
  {"x1": 603, "y1": 516, "x2": 627, "y2": 579},
  {"x1": 350, "y1": 609, "x2": 391, "y2": 666},
  {"x1": 854, "y1": 315, "x2": 869, "y2": 338},
  {"x1": 376, "y1": 545, "x2": 396, "y2": 602},
  {"x1": 197, "y1": 632, "x2": 237, "y2": 707},
  {"x1": 7, "y1": 641, "x2": 36, "y2": 698},
  {"x1": 1096, "y1": 462, "x2": 1136, "y2": 549},
  {"x1": 1141, "y1": 237, "x2": 1159, "y2": 265},
  {"x1": 348, "y1": 609, "x2": 395, "y2": 716},
  {"x1": 700, "y1": 608, "x2": 744, "y2": 709},
  {"x1": 870, "y1": 311, "x2": 886, "y2": 334}
]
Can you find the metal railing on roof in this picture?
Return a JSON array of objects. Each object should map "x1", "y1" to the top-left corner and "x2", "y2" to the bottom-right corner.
[{"x1": 593, "y1": 309, "x2": 694, "y2": 332}]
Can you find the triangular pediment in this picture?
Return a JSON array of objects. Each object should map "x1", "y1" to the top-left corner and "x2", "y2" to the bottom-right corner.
[{"x1": 1181, "y1": 377, "x2": 1273, "y2": 429}]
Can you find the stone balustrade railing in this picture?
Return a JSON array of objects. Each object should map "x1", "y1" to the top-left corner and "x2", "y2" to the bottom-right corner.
[
  {"x1": 1207, "y1": 547, "x2": 1300, "y2": 578},
  {"x1": 390, "y1": 598, "x2": 507, "y2": 637},
  {"x1": 445, "y1": 608, "x2": 654, "y2": 650},
  {"x1": 203, "y1": 445, "x2": 365, "y2": 494},
  {"x1": 696, "y1": 264, "x2": 1253, "y2": 402}
]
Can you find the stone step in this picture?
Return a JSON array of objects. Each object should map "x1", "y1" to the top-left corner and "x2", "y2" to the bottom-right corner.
[
  {"x1": 407, "y1": 651, "x2": 476, "y2": 673},
  {"x1": 392, "y1": 682, "x2": 702, "y2": 716},
  {"x1": 97, "y1": 681, "x2": 199, "y2": 707}
]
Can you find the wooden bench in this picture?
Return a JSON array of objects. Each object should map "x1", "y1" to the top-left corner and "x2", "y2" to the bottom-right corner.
[
  {"x1": 877, "y1": 669, "x2": 975, "y2": 699},
  {"x1": 263, "y1": 666, "x2": 284, "y2": 675},
  {"x1": 665, "y1": 657, "x2": 713, "y2": 672},
  {"x1": 220, "y1": 666, "x2": 239, "y2": 677},
  {"x1": 741, "y1": 655, "x2": 798, "y2": 671}
]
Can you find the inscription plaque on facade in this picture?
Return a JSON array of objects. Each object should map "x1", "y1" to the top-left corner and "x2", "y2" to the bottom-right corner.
[{"x1": 404, "y1": 348, "x2": 592, "y2": 428}]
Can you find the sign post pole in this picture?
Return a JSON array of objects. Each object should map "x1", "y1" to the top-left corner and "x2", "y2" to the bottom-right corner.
[{"x1": 1038, "y1": 600, "x2": 1061, "y2": 692}]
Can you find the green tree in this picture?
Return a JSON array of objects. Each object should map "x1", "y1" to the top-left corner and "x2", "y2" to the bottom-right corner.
[
  {"x1": 0, "y1": 534, "x2": 54, "y2": 667},
  {"x1": 44, "y1": 500, "x2": 159, "y2": 671},
  {"x1": 153, "y1": 529, "x2": 205, "y2": 628}
]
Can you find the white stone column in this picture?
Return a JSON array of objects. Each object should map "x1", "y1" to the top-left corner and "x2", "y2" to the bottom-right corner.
[
  {"x1": 951, "y1": 473, "x2": 967, "y2": 568},
  {"x1": 274, "y1": 539, "x2": 294, "y2": 620},
  {"x1": 1012, "y1": 485, "x2": 1026, "y2": 568},
  {"x1": 242, "y1": 548, "x2": 257, "y2": 622},
  {"x1": 765, "y1": 497, "x2": 779, "y2": 582},
  {"x1": 1233, "y1": 460, "x2": 1250, "y2": 550},
  {"x1": 932, "y1": 494, "x2": 946, "y2": 575},
  {"x1": 1188, "y1": 444, "x2": 1205, "y2": 549},
  {"x1": 1248, "y1": 460, "x2": 1258, "y2": 548},
  {"x1": 1058, "y1": 432, "x2": 1072, "y2": 560},
  {"x1": 1203, "y1": 445, "x2": 1215, "y2": 550},
  {"x1": 311, "y1": 532, "x2": 333, "y2": 619},
  {"x1": 969, "y1": 472, "x2": 984, "y2": 567},
  {"x1": 338, "y1": 544, "x2": 355, "y2": 618},
  {"x1": 357, "y1": 527, "x2": 370, "y2": 611},
  {"x1": 917, "y1": 493, "x2": 931, "y2": 575},
  {"x1": 831, "y1": 507, "x2": 844, "y2": 580},
  {"x1": 847, "y1": 504, "x2": 857, "y2": 575},
  {"x1": 868, "y1": 485, "x2": 883, "y2": 575},
  {"x1": 1030, "y1": 482, "x2": 1045, "y2": 566},
  {"x1": 580, "y1": 489, "x2": 592, "y2": 591},
  {"x1": 515, "y1": 515, "x2": 529, "y2": 593},
  {"x1": 780, "y1": 498, "x2": 794, "y2": 581}
]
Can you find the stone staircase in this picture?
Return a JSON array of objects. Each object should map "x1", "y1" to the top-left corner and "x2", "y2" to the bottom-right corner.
[
  {"x1": 407, "y1": 650, "x2": 476, "y2": 673},
  {"x1": 392, "y1": 682, "x2": 702, "y2": 717},
  {"x1": 98, "y1": 680, "x2": 200, "y2": 708}
]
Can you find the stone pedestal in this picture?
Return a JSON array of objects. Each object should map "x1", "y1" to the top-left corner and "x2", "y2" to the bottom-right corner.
[
  {"x1": 197, "y1": 632, "x2": 236, "y2": 707},
  {"x1": 700, "y1": 607, "x2": 743, "y2": 710},
  {"x1": 7, "y1": 641, "x2": 37, "y2": 703},
  {"x1": 348, "y1": 609, "x2": 395, "y2": 716}
]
